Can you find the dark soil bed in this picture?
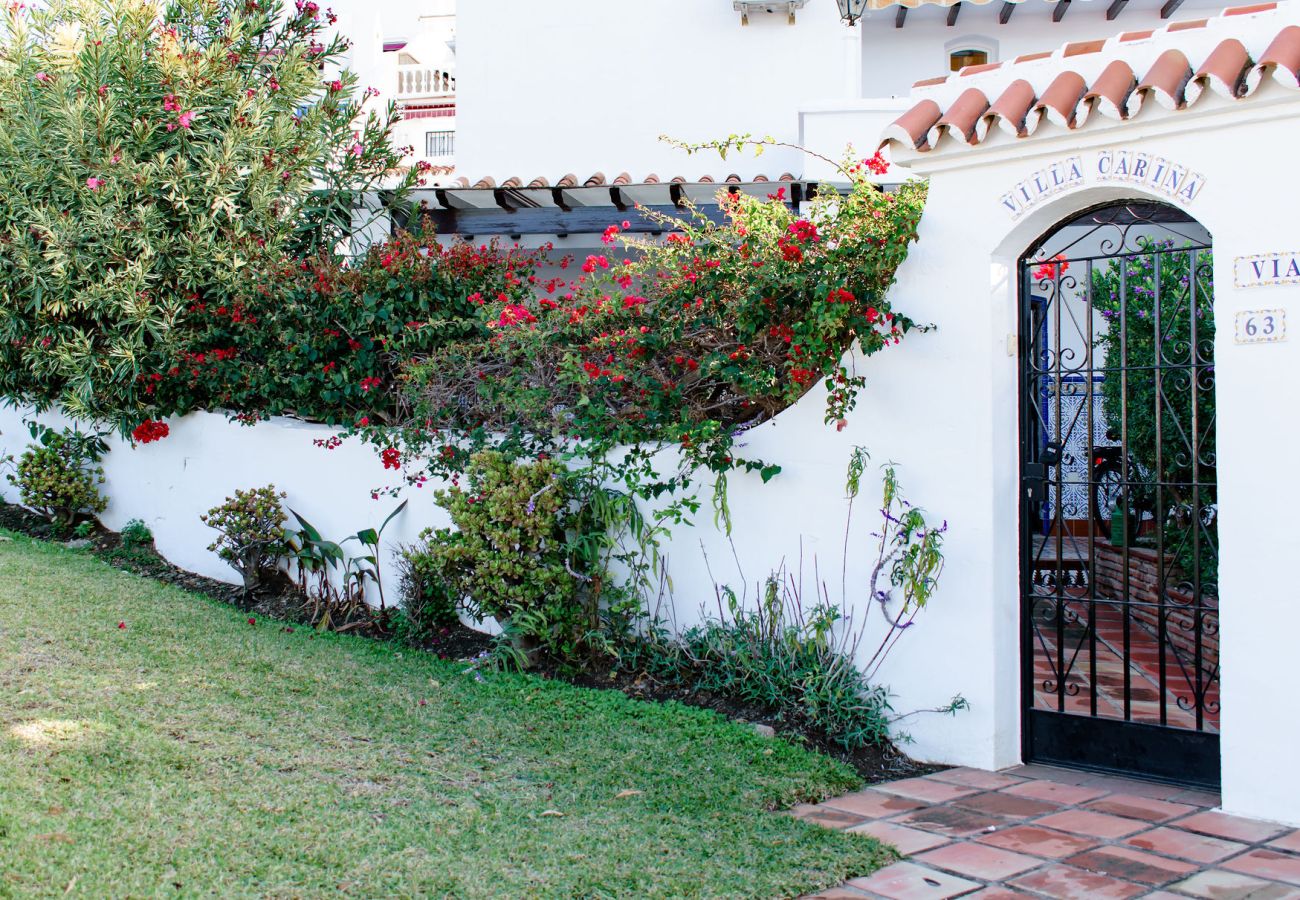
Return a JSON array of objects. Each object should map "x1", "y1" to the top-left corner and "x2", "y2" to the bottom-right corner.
[{"x1": 2, "y1": 500, "x2": 936, "y2": 783}]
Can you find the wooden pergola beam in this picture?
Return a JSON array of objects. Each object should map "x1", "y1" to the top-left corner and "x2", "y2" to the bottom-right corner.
[
  {"x1": 895, "y1": 5, "x2": 907, "y2": 27},
  {"x1": 1160, "y1": 0, "x2": 1185, "y2": 16},
  {"x1": 947, "y1": 2, "x2": 961, "y2": 26},
  {"x1": 1052, "y1": 0, "x2": 1070, "y2": 21},
  {"x1": 1106, "y1": 0, "x2": 1128, "y2": 19},
  {"x1": 999, "y1": 1, "x2": 1016, "y2": 24}
]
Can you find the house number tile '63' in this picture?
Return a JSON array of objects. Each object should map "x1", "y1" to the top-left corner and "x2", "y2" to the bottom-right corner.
[{"x1": 1234, "y1": 309, "x2": 1287, "y2": 344}]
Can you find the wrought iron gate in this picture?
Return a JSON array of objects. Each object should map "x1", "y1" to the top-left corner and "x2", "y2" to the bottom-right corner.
[{"x1": 1018, "y1": 202, "x2": 1220, "y2": 788}]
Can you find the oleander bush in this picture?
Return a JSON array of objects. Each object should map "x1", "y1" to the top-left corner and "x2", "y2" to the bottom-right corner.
[{"x1": 0, "y1": 0, "x2": 413, "y2": 427}]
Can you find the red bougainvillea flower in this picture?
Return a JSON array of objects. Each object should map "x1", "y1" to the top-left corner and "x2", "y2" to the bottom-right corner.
[
  {"x1": 1033, "y1": 254, "x2": 1070, "y2": 281},
  {"x1": 117, "y1": 621, "x2": 126, "y2": 629},
  {"x1": 359, "y1": 376, "x2": 382, "y2": 392},
  {"x1": 247, "y1": 617, "x2": 257, "y2": 626},
  {"x1": 864, "y1": 151, "x2": 890, "y2": 175},
  {"x1": 787, "y1": 219, "x2": 819, "y2": 244},
  {"x1": 827, "y1": 288, "x2": 855, "y2": 304},
  {"x1": 381, "y1": 447, "x2": 401, "y2": 470},
  {"x1": 131, "y1": 420, "x2": 170, "y2": 443}
]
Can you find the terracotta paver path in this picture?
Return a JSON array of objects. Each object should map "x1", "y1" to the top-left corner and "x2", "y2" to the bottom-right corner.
[{"x1": 794, "y1": 764, "x2": 1300, "y2": 899}]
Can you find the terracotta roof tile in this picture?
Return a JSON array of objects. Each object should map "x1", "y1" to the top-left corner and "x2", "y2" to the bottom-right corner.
[
  {"x1": 1036, "y1": 70, "x2": 1089, "y2": 127},
  {"x1": 933, "y1": 87, "x2": 990, "y2": 145},
  {"x1": 500, "y1": 176, "x2": 522, "y2": 189},
  {"x1": 961, "y1": 62, "x2": 1002, "y2": 76},
  {"x1": 583, "y1": 172, "x2": 607, "y2": 187},
  {"x1": 1248, "y1": 24, "x2": 1300, "y2": 90},
  {"x1": 881, "y1": 7, "x2": 1300, "y2": 158},
  {"x1": 980, "y1": 78, "x2": 1039, "y2": 139},
  {"x1": 1085, "y1": 59, "x2": 1138, "y2": 119},
  {"x1": 527, "y1": 176, "x2": 549, "y2": 188},
  {"x1": 557, "y1": 173, "x2": 578, "y2": 188},
  {"x1": 612, "y1": 171, "x2": 632, "y2": 186}
]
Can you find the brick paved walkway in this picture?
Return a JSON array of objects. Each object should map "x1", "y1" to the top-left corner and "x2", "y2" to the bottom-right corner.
[{"x1": 794, "y1": 763, "x2": 1300, "y2": 899}]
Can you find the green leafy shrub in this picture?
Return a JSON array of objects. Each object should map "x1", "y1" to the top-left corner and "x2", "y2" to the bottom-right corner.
[
  {"x1": 120, "y1": 518, "x2": 153, "y2": 549},
  {"x1": 12, "y1": 426, "x2": 108, "y2": 528},
  {"x1": 201, "y1": 486, "x2": 287, "y2": 592},
  {"x1": 395, "y1": 539, "x2": 463, "y2": 643},
  {"x1": 417, "y1": 451, "x2": 614, "y2": 666},
  {"x1": 0, "y1": 0, "x2": 413, "y2": 428}
]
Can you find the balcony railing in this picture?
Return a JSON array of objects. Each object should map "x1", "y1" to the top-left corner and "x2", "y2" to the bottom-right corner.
[{"x1": 397, "y1": 65, "x2": 455, "y2": 100}]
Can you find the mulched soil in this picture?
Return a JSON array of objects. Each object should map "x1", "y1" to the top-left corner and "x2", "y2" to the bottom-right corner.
[{"x1": 2, "y1": 500, "x2": 936, "y2": 783}]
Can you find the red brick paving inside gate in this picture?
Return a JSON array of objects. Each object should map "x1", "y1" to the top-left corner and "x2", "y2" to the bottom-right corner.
[{"x1": 793, "y1": 764, "x2": 1300, "y2": 899}]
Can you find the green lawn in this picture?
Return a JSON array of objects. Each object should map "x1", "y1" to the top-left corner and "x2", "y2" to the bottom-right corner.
[{"x1": 0, "y1": 531, "x2": 887, "y2": 898}]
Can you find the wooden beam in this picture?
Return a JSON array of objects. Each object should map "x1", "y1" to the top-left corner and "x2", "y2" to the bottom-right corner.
[
  {"x1": 1052, "y1": 0, "x2": 1070, "y2": 21},
  {"x1": 999, "y1": 1, "x2": 1015, "y2": 23},
  {"x1": 946, "y1": 2, "x2": 961, "y2": 26},
  {"x1": 608, "y1": 186, "x2": 628, "y2": 212},
  {"x1": 1105, "y1": 0, "x2": 1128, "y2": 19},
  {"x1": 549, "y1": 187, "x2": 571, "y2": 212},
  {"x1": 1160, "y1": 0, "x2": 1185, "y2": 16},
  {"x1": 895, "y1": 5, "x2": 907, "y2": 27}
]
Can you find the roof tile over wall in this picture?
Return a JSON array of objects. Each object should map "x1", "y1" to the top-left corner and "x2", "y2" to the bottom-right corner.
[{"x1": 881, "y1": 4, "x2": 1300, "y2": 156}]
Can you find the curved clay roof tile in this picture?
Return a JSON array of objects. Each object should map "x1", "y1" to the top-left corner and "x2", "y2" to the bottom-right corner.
[
  {"x1": 697, "y1": 175, "x2": 716, "y2": 183},
  {"x1": 1246, "y1": 25, "x2": 1300, "y2": 93},
  {"x1": 453, "y1": 177, "x2": 470, "y2": 188},
  {"x1": 931, "y1": 87, "x2": 990, "y2": 146},
  {"x1": 1187, "y1": 39, "x2": 1252, "y2": 103},
  {"x1": 1035, "y1": 70, "x2": 1089, "y2": 129},
  {"x1": 583, "y1": 172, "x2": 607, "y2": 187},
  {"x1": 779, "y1": 172, "x2": 795, "y2": 181},
  {"x1": 500, "y1": 176, "x2": 523, "y2": 189},
  {"x1": 1128, "y1": 49, "x2": 1194, "y2": 115},
  {"x1": 612, "y1": 171, "x2": 632, "y2": 186},
  {"x1": 724, "y1": 173, "x2": 742, "y2": 183},
  {"x1": 669, "y1": 175, "x2": 688, "y2": 184},
  {"x1": 879, "y1": 98, "x2": 943, "y2": 151},
  {"x1": 979, "y1": 79, "x2": 1039, "y2": 140},
  {"x1": 527, "y1": 176, "x2": 549, "y2": 188},
  {"x1": 642, "y1": 173, "x2": 661, "y2": 184},
  {"x1": 752, "y1": 174, "x2": 770, "y2": 182},
  {"x1": 472, "y1": 176, "x2": 496, "y2": 189},
  {"x1": 556, "y1": 173, "x2": 579, "y2": 188},
  {"x1": 1085, "y1": 59, "x2": 1138, "y2": 119}
]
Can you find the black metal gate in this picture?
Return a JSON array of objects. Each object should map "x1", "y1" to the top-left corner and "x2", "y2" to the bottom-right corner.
[{"x1": 1018, "y1": 202, "x2": 1220, "y2": 788}]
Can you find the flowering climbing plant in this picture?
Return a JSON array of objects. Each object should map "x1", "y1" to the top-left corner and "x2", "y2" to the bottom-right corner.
[{"x1": 0, "y1": 0, "x2": 414, "y2": 431}]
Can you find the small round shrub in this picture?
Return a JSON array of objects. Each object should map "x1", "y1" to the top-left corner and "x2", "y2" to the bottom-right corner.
[
  {"x1": 120, "y1": 519, "x2": 154, "y2": 549},
  {"x1": 201, "y1": 486, "x2": 288, "y2": 592},
  {"x1": 13, "y1": 434, "x2": 107, "y2": 528},
  {"x1": 394, "y1": 539, "x2": 462, "y2": 644}
]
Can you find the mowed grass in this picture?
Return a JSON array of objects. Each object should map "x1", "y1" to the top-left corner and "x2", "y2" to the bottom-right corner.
[{"x1": 0, "y1": 531, "x2": 888, "y2": 898}]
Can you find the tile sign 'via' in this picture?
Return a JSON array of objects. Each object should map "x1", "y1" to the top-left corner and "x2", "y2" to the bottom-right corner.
[{"x1": 1234, "y1": 251, "x2": 1300, "y2": 289}]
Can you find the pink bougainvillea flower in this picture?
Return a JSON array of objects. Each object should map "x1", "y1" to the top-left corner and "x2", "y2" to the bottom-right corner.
[
  {"x1": 350, "y1": 142, "x2": 363, "y2": 157},
  {"x1": 34, "y1": 72, "x2": 49, "y2": 82},
  {"x1": 177, "y1": 110, "x2": 195, "y2": 129},
  {"x1": 85, "y1": 177, "x2": 104, "y2": 191}
]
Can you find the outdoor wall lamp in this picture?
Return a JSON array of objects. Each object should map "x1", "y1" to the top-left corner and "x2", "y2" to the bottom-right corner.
[{"x1": 836, "y1": 0, "x2": 870, "y2": 25}]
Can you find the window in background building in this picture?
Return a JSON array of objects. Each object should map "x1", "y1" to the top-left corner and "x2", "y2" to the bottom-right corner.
[
  {"x1": 425, "y1": 130, "x2": 455, "y2": 157},
  {"x1": 949, "y1": 48, "x2": 989, "y2": 71}
]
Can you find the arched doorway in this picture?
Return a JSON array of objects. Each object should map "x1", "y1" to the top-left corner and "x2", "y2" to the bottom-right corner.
[{"x1": 1018, "y1": 201, "x2": 1219, "y2": 788}]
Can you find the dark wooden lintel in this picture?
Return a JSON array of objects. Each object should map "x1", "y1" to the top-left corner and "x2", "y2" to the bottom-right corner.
[
  {"x1": 609, "y1": 186, "x2": 629, "y2": 212},
  {"x1": 1105, "y1": 0, "x2": 1128, "y2": 18},
  {"x1": 1160, "y1": 0, "x2": 1185, "y2": 17},
  {"x1": 946, "y1": 2, "x2": 961, "y2": 26},
  {"x1": 895, "y1": 6, "x2": 907, "y2": 27},
  {"x1": 999, "y1": 1, "x2": 1015, "y2": 23},
  {"x1": 492, "y1": 188, "x2": 515, "y2": 213},
  {"x1": 669, "y1": 183, "x2": 685, "y2": 207},
  {"x1": 550, "y1": 187, "x2": 572, "y2": 212},
  {"x1": 1052, "y1": 0, "x2": 1070, "y2": 21}
]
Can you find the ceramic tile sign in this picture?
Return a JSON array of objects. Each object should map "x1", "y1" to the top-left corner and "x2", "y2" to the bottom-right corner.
[
  {"x1": 1234, "y1": 251, "x2": 1300, "y2": 289},
  {"x1": 999, "y1": 149, "x2": 1207, "y2": 220},
  {"x1": 1233, "y1": 308, "x2": 1286, "y2": 345}
]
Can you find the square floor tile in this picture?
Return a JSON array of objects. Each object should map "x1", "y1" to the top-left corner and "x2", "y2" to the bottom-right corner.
[
  {"x1": 916, "y1": 842, "x2": 1042, "y2": 880},
  {"x1": 877, "y1": 777, "x2": 983, "y2": 804},
  {"x1": 1179, "y1": 811, "x2": 1289, "y2": 844},
  {"x1": 1223, "y1": 849, "x2": 1300, "y2": 886},
  {"x1": 976, "y1": 825, "x2": 1099, "y2": 859},
  {"x1": 895, "y1": 806, "x2": 1011, "y2": 839},
  {"x1": 822, "y1": 789, "x2": 927, "y2": 819},
  {"x1": 1171, "y1": 868, "x2": 1300, "y2": 900},
  {"x1": 963, "y1": 889, "x2": 1037, "y2": 899},
  {"x1": 1008, "y1": 863, "x2": 1147, "y2": 899},
  {"x1": 1035, "y1": 809, "x2": 1150, "y2": 839},
  {"x1": 799, "y1": 888, "x2": 872, "y2": 899},
  {"x1": 1124, "y1": 825, "x2": 1248, "y2": 863},
  {"x1": 953, "y1": 791, "x2": 1059, "y2": 820},
  {"x1": 1065, "y1": 845, "x2": 1198, "y2": 885},
  {"x1": 846, "y1": 861, "x2": 981, "y2": 899},
  {"x1": 1001, "y1": 780, "x2": 1110, "y2": 806},
  {"x1": 1084, "y1": 793, "x2": 1197, "y2": 823},
  {"x1": 927, "y1": 768, "x2": 1027, "y2": 791},
  {"x1": 848, "y1": 820, "x2": 952, "y2": 856},
  {"x1": 789, "y1": 804, "x2": 868, "y2": 830},
  {"x1": 1270, "y1": 832, "x2": 1300, "y2": 854}
]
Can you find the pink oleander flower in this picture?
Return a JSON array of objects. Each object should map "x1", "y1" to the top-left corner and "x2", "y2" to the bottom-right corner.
[
  {"x1": 85, "y1": 177, "x2": 104, "y2": 191},
  {"x1": 34, "y1": 71, "x2": 49, "y2": 82}
]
